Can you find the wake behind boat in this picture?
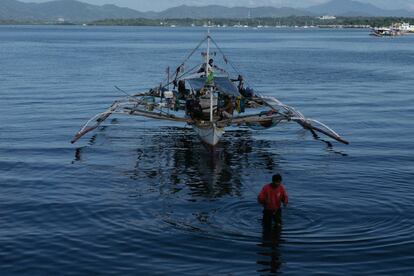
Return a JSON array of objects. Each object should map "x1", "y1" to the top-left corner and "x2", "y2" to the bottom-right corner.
[{"x1": 71, "y1": 31, "x2": 349, "y2": 147}]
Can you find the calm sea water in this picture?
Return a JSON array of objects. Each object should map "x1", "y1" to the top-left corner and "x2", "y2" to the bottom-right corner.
[{"x1": 1, "y1": 26, "x2": 414, "y2": 275}]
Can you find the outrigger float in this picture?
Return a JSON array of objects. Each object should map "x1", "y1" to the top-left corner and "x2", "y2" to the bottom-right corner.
[{"x1": 71, "y1": 32, "x2": 349, "y2": 147}]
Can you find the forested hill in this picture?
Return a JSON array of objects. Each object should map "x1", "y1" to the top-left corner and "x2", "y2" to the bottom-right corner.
[{"x1": 1, "y1": 0, "x2": 413, "y2": 22}]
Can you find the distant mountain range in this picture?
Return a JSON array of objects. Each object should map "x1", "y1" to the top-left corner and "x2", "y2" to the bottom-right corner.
[
  {"x1": 307, "y1": 0, "x2": 413, "y2": 17},
  {"x1": 1, "y1": 0, "x2": 413, "y2": 22},
  {"x1": 154, "y1": 5, "x2": 312, "y2": 19},
  {"x1": 0, "y1": 0, "x2": 146, "y2": 21}
]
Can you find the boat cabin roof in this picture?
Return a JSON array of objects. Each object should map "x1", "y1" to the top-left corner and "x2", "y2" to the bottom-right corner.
[{"x1": 186, "y1": 76, "x2": 241, "y2": 97}]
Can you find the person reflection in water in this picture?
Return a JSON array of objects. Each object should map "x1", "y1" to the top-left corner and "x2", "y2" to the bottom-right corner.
[
  {"x1": 258, "y1": 174, "x2": 288, "y2": 228},
  {"x1": 257, "y1": 223, "x2": 283, "y2": 274}
]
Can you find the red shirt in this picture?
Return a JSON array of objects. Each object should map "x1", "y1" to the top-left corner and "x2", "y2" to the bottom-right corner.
[{"x1": 258, "y1": 183, "x2": 288, "y2": 211}]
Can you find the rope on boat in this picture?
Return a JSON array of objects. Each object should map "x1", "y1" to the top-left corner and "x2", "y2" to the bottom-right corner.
[
  {"x1": 182, "y1": 36, "x2": 208, "y2": 68},
  {"x1": 209, "y1": 36, "x2": 254, "y2": 89},
  {"x1": 161, "y1": 63, "x2": 201, "y2": 90},
  {"x1": 158, "y1": 35, "x2": 209, "y2": 90}
]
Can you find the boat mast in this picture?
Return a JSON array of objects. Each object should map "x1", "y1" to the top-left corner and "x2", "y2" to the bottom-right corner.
[
  {"x1": 206, "y1": 29, "x2": 210, "y2": 76},
  {"x1": 207, "y1": 29, "x2": 214, "y2": 122}
]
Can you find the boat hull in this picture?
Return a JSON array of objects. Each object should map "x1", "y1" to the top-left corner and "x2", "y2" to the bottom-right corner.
[{"x1": 192, "y1": 123, "x2": 225, "y2": 146}]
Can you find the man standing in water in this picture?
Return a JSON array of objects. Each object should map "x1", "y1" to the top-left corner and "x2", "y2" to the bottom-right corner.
[{"x1": 258, "y1": 174, "x2": 288, "y2": 227}]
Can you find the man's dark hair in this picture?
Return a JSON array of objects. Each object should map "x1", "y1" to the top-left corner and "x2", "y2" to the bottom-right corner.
[{"x1": 272, "y1": 174, "x2": 282, "y2": 183}]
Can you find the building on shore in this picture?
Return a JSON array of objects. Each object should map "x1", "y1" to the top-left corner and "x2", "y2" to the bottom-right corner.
[{"x1": 319, "y1": 15, "x2": 337, "y2": 20}]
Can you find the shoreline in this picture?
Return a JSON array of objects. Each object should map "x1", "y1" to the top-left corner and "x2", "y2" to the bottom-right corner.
[{"x1": 1, "y1": 16, "x2": 413, "y2": 28}]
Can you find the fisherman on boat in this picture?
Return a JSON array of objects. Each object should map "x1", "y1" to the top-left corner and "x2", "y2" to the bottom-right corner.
[
  {"x1": 231, "y1": 74, "x2": 245, "y2": 93},
  {"x1": 220, "y1": 95, "x2": 234, "y2": 119},
  {"x1": 186, "y1": 96, "x2": 204, "y2": 119},
  {"x1": 258, "y1": 174, "x2": 288, "y2": 227},
  {"x1": 177, "y1": 80, "x2": 190, "y2": 99},
  {"x1": 198, "y1": 58, "x2": 215, "y2": 74}
]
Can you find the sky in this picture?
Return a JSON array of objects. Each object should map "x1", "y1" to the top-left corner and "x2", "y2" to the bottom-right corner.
[{"x1": 18, "y1": 0, "x2": 414, "y2": 12}]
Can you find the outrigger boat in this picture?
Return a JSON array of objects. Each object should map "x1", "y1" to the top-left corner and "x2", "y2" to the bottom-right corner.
[{"x1": 71, "y1": 32, "x2": 349, "y2": 147}]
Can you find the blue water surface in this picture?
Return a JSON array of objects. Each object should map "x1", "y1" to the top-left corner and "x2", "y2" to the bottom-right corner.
[{"x1": 0, "y1": 25, "x2": 414, "y2": 275}]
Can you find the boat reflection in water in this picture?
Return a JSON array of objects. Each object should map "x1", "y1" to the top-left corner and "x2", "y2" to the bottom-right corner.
[
  {"x1": 125, "y1": 126, "x2": 280, "y2": 199},
  {"x1": 74, "y1": 125, "x2": 285, "y2": 274},
  {"x1": 125, "y1": 126, "x2": 284, "y2": 273}
]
